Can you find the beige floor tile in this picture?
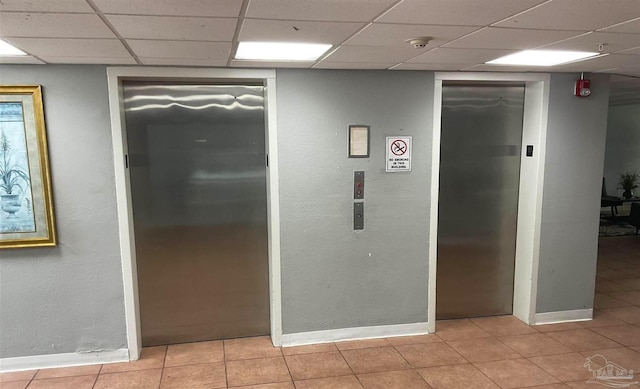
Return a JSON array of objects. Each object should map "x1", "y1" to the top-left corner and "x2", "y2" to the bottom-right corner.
[
  {"x1": 357, "y1": 369, "x2": 431, "y2": 389},
  {"x1": 435, "y1": 320, "x2": 490, "y2": 341},
  {"x1": 596, "y1": 279, "x2": 634, "y2": 293},
  {"x1": 395, "y1": 342, "x2": 466, "y2": 368},
  {"x1": 526, "y1": 385, "x2": 570, "y2": 388},
  {"x1": 620, "y1": 278, "x2": 640, "y2": 290},
  {"x1": 591, "y1": 324, "x2": 640, "y2": 346},
  {"x1": 100, "y1": 346, "x2": 166, "y2": 373},
  {"x1": 578, "y1": 310, "x2": 626, "y2": 328},
  {"x1": 34, "y1": 365, "x2": 101, "y2": 379},
  {"x1": 226, "y1": 357, "x2": 290, "y2": 387},
  {"x1": 594, "y1": 293, "x2": 630, "y2": 309},
  {"x1": 24, "y1": 375, "x2": 96, "y2": 389},
  {"x1": 284, "y1": 351, "x2": 351, "y2": 380},
  {"x1": 579, "y1": 347, "x2": 640, "y2": 373},
  {"x1": 499, "y1": 333, "x2": 573, "y2": 357},
  {"x1": 294, "y1": 375, "x2": 363, "y2": 389},
  {"x1": 597, "y1": 269, "x2": 634, "y2": 281},
  {"x1": 94, "y1": 369, "x2": 162, "y2": 389},
  {"x1": 418, "y1": 363, "x2": 499, "y2": 389},
  {"x1": 164, "y1": 340, "x2": 223, "y2": 367},
  {"x1": 229, "y1": 383, "x2": 295, "y2": 389},
  {"x1": 474, "y1": 359, "x2": 559, "y2": 389},
  {"x1": 341, "y1": 347, "x2": 410, "y2": 374},
  {"x1": 385, "y1": 334, "x2": 442, "y2": 346},
  {"x1": 281, "y1": 343, "x2": 337, "y2": 356},
  {"x1": 447, "y1": 337, "x2": 521, "y2": 362},
  {"x1": 0, "y1": 371, "x2": 37, "y2": 383},
  {"x1": 470, "y1": 316, "x2": 538, "y2": 337},
  {"x1": 534, "y1": 322, "x2": 583, "y2": 333},
  {"x1": 224, "y1": 336, "x2": 282, "y2": 361},
  {"x1": 0, "y1": 381, "x2": 30, "y2": 389},
  {"x1": 160, "y1": 362, "x2": 226, "y2": 388},
  {"x1": 529, "y1": 353, "x2": 593, "y2": 382},
  {"x1": 335, "y1": 339, "x2": 390, "y2": 351},
  {"x1": 545, "y1": 329, "x2": 623, "y2": 351},
  {"x1": 602, "y1": 306, "x2": 640, "y2": 324},
  {"x1": 610, "y1": 291, "x2": 640, "y2": 306}
]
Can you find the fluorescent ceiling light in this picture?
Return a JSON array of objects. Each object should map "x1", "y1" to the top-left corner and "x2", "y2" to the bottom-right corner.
[
  {"x1": 486, "y1": 50, "x2": 599, "y2": 66},
  {"x1": 0, "y1": 39, "x2": 27, "y2": 56},
  {"x1": 235, "y1": 42, "x2": 332, "y2": 61}
]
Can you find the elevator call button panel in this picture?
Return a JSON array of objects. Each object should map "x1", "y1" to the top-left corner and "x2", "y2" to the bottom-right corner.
[{"x1": 354, "y1": 171, "x2": 364, "y2": 199}]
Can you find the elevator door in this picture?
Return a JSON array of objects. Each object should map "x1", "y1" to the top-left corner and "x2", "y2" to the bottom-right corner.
[
  {"x1": 123, "y1": 82, "x2": 270, "y2": 346},
  {"x1": 437, "y1": 83, "x2": 525, "y2": 320}
]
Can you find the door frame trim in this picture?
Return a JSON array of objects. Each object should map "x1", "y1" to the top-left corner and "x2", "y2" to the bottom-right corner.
[
  {"x1": 106, "y1": 67, "x2": 282, "y2": 360},
  {"x1": 429, "y1": 72, "x2": 551, "y2": 331}
]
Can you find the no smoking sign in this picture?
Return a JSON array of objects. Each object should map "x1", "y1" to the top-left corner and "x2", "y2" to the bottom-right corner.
[{"x1": 386, "y1": 136, "x2": 412, "y2": 172}]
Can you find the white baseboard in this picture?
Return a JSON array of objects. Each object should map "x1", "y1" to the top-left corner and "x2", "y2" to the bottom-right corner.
[
  {"x1": 0, "y1": 348, "x2": 129, "y2": 373},
  {"x1": 534, "y1": 309, "x2": 593, "y2": 325},
  {"x1": 281, "y1": 322, "x2": 430, "y2": 347}
]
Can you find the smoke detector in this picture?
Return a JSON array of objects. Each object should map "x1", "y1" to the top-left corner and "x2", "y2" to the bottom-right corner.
[{"x1": 406, "y1": 37, "x2": 433, "y2": 49}]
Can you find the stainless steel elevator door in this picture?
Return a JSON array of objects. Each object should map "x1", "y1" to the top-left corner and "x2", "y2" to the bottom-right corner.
[
  {"x1": 123, "y1": 82, "x2": 270, "y2": 346},
  {"x1": 437, "y1": 83, "x2": 525, "y2": 320}
]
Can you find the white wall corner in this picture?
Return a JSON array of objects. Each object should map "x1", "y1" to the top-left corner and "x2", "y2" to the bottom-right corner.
[
  {"x1": 0, "y1": 349, "x2": 129, "y2": 373},
  {"x1": 281, "y1": 322, "x2": 431, "y2": 347}
]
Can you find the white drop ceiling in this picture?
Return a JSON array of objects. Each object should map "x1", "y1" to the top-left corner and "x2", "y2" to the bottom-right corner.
[{"x1": 0, "y1": 0, "x2": 638, "y2": 76}]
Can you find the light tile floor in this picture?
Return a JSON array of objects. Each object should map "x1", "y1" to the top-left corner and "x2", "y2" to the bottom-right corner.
[{"x1": 2, "y1": 237, "x2": 639, "y2": 389}]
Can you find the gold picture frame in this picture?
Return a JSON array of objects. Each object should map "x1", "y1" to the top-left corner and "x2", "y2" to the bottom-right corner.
[{"x1": 0, "y1": 85, "x2": 56, "y2": 248}]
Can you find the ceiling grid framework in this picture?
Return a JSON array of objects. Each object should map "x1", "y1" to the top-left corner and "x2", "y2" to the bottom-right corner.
[{"x1": 0, "y1": 0, "x2": 637, "y2": 76}]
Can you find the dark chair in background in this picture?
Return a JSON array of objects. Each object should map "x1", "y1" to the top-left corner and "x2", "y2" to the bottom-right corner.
[
  {"x1": 602, "y1": 177, "x2": 623, "y2": 217},
  {"x1": 631, "y1": 203, "x2": 640, "y2": 234}
]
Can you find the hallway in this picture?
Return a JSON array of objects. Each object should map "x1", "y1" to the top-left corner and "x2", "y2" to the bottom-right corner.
[{"x1": 1, "y1": 237, "x2": 638, "y2": 389}]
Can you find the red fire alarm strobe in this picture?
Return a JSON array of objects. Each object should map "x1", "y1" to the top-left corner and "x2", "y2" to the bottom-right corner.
[{"x1": 575, "y1": 78, "x2": 591, "y2": 97}]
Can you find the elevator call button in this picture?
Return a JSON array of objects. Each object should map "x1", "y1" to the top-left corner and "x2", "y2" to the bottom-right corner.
[{"x1": 354, "y1": 171, "x2": 365, "y2": 199}]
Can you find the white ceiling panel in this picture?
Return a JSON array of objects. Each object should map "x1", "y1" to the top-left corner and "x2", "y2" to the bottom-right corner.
[
  {"x1": 239, "y1": 19, "x2": 364, "y2": 44},
  {"x1": 5, "y1": 38, "x2": 130, "y2": 58},
  {"x1": 552, "y1": 53, "x2": 640, "y2": 72},
  {"x1": 599, "y1": 17, "x2": 640, "y2": 34},
  {"x1": 539, "y1": 32, "x2": 640, "y2": 53},
  {"x1": 408, "y1": 47, "x2": 514, "y2": 64},
  {"x1": 443, "y1": 27, "x2": 583, "y2": 50},
  {"x1": 42, "y1": 56, "x2": 136, "y2": 64},
  {"x1": 127, "y1": 40, "x2": 231, "y2": 59},
  {"x1": 619, "y1": 46, "x2": 640, "y2": 55},
  {"x1": 139, "y1": 57, "x2": 228, "y2": 66},
  {"x1": 345, "y1": 23, "x2": 478, "y2": 48},
  {"x1": 231, "y1": 60, "x2": 312, "y2": 68},
  {"x1": 603, "y1": 67, "x2": 640, "y2": 77},
  {"x1": 391, "y1": 63, "x2": 471, "y2": 70},
  {"x1": 0, "y1": 56, "x2": 44, "y2": 64},
  {"x1": 494, "y1": 0, "x2": 640, "y2": 31},
  {"x1": 324, "y1": 45, "x2": 425, "y2": 62},
  {"x1": 0, "y1": 12, "x2": 115, "y2": 38},
  {"x1": 464, "y1": 64, "x2": 551, "y2": 72},
  {"x1": 0, "y1": 0, "x2": 93, "y2": 12},
  {"x1": 314, "y1": 61, "x2": 396, "y2": 69},
  {"x1": 92, "y1": 0, "x2": 242, "y2": 17},
  {"x1": 379, "y1": 0, "x2": 546, "y2": 26},
  {"x1": 106, "y1": 15, "x2": 237, "y2": 41},
  {"x1": 246, "y1": 0, "x2": 396, "y2": 22}
]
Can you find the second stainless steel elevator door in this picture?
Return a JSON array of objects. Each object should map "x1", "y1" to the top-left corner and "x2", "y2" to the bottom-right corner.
[
  {"x1": 437, "y1": 83, "x2": 525, "y2": 320},
  {"x1": 123, "y1": 82, "x2": 270, "y2": 346}
]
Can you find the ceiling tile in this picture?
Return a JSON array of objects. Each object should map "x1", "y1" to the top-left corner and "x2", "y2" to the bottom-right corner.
[
  {"x1": 602, "y1": 67, "x2": 640, "y2": 77},
  {"x1": 618, "y1": 46, "x2": 640, "y2": 55},
  {"x1": 127, "y1": 40, "x2": 231, "y2": 59},
  {"x1": 313, "y1": 61, "x2": 396, "y2": 69},
  {"x1": 494, "y1": 0, "x2": 640, "y2": 31},
  {"x1": 539, "y1": 32, "x2": 640, "y2": 53},
  {"x1": 407, "y1": 47, "x2": 514, "y2": 64},
  {"x1": 0, "y1": 56, "x2": 44, "y2": 64},
  {"x1": 552, "y1": 53, "x2": 640, "y2": 72},
  {"x1": 378, "y1": 0, "x2": 546, "y2": 26},
  {"x1": 239, "y1": 19, "x2": 364, "y2": 44},
  {"x1": 392, "y1": 63, "x2": 471, "y2": 70},
  {"x1": 345, "y1": 23, "x2": 478, "y2": 48},
  {"x1": 5, "y1": 38, "x2": 130, "y2": 58},
  {"x1": 0, "y1": 12, "x2": 115, "y2": 38},
  {"x1": 231, "y1": 60, "x2": 312, "y2": 68},
  {"x1": 139, "y1": 57, "x2": 228, "y2": 66},
  {"x1": 106, "y1": 15, "x2": 236, "y2": 41},
  {"x1": 92, "y1": 0, "x2": 242, "y2": 17},
  {"x1": 324, "y1": 45, "x2": 424, "y2": 62},
  {"x1": 599, "y1": 17, "x2": 640, "y2": 34},
  {"x1": 0, "y1": 0, "x2": 93, "y2": 12},
  {"x1": 463, "y1": 64, "x2": 551, "y2": 72},
  {"x1": 443, "y1": 27, "x2": 583, "y2": 49},
  {"x1": 246, "y1": 0, "x2": 396, "y2": 22},
  {"x1": 41, "y1": 56, "x2": 136, "y2": 64}
]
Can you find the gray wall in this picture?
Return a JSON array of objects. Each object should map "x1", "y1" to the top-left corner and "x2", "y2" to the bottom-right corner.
[
  {"x1": 276, "y1": 70, "x2": 433, "y2": 334},
  {"x1": 0, "y1": 65, "x2": 127, "y2": 358},
  {"x1": 536, "y1": 73, "x2": 610, "y2": 313}
]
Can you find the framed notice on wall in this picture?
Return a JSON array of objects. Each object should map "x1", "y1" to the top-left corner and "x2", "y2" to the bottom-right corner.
[
  {"x1": 386, "y1": 136, "x2": 412, "y2": 172},
  {"x1": 0, "y1": 85, "x2": 56, "y2": 249},
  {"x1": 348, "y1": 125, "x2": 370, "y2": 158}
]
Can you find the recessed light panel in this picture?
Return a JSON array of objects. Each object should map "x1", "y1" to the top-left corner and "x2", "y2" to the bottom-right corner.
[
  {"x1": 0, "y1": 39, "x2": 27, "y2": 56},
  {"x1": 235, "y1": 42, "x2": 332, "y2": 61},
  {"x1": 486, "y1": 50, "x2": 600, "y2": 66}
]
